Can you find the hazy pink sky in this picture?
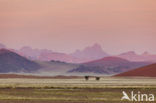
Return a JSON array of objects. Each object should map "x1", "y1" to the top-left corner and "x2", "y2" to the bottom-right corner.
[{"x1": 0, "y1": 0, "x2": 156, "y2": 54}]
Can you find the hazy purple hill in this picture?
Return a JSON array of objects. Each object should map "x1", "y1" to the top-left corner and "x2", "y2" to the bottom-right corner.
[
  {"x1": 69, "y1": 56, "x2": 152, "y2": 74},
  {"x1": 0, "y1": 49, "x2": 41, "y2": 73}
]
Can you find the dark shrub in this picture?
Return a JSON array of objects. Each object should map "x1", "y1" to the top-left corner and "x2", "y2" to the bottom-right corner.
[
  {"x1": 84, "y1": 76, "x2": 89, "y2": 81},
  {"x1": 95, "y1": 77, "x2": 100, "y2": 81}
]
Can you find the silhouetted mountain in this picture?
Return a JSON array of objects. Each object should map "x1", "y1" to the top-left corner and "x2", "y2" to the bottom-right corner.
[
  {"x1": 0, "y1": 49, "x2": 41, "y2": 73},
  {"x1": 69, "y1": 56, "x2": 151, "y2": 75},
  {"x1": 118, "y1": 51, "x2": 156, "y2": 62},
  {"x1": 71, "y1": 43, "x2": 109, "y2": 61},
  {"x1": 115, "y1": 63, "x2": 156, "y2": 77}
]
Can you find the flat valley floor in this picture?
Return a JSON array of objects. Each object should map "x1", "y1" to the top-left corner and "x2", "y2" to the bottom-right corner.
[{"x1": 0, "y1": 77, "x2": 156, "y2": 103}]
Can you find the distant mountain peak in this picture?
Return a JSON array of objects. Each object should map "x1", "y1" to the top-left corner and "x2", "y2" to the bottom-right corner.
[
  {"x1": 71, "y1": 43, "x2": 109, "y2": 60},
  {"x1": 85, "y1": 43, "x2": 102, "y2": 51},
  {"x1": 18, "y1": 46, "x2": 53, "y2": 60},
  {"x1": 118, "y1": 51, "x2": 156, "y2": 62},
  {"x1": 92, "y1": 43, "x2": 102, "y2": 48}
]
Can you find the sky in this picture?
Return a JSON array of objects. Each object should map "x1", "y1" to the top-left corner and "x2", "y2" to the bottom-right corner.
[{"x1": 0, "y1": 0, "x2": 156, "y2": 54}]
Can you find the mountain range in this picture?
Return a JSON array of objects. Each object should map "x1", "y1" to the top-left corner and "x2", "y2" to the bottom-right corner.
[
  {"x1": 0, "y1": 48, "x2": 152, "y2": 75},
  {"x1": 0, "y1": 42, "x2": 156, "y2": 76},
  {"x1": 118, "y1": 51, "x2": 156, "y2": 62},
  {"x1": 68, "y1": 56, "x2": 152, "y2": 75},
  {"x1": 16, "y1": 43, "x2": 109, "y2": 63},
  {"x1": 1, "y1": 42, "x2": 156, "y2": 63}
]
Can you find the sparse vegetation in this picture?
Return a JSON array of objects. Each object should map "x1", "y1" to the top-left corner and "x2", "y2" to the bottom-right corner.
[
  {"x1": 84, "y1": 76, "x2": 89, "y2": 80},
  {"x1": 95, "y1": 77, "x2": 100, "y2": 81},
  {"x1": 0, "y1": 77, "x2": 156, "y2": 103}
]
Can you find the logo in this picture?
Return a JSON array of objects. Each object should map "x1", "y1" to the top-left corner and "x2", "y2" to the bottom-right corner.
[{"x1": 121, "y1": 91, "x2": 154, "y2": 102}]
